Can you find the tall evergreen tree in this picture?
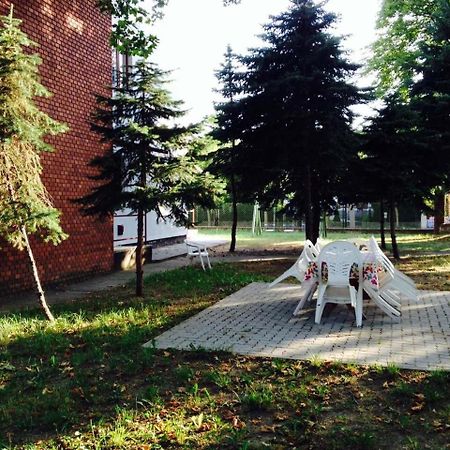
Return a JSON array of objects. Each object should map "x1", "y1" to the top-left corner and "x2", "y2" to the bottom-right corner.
[
  {"x1": 211, "y1": 46, "x2": 243, "y2": 252},
  {"x1": 0, "y1": 8, "x2": 68, "y2": 320},
  {"x1": 412, "y1": 0, "x2": 450, "y2": 231},
  {"x1": 79, "y1": 61, "x2": 217, "y2": 296},
  {"x1": 363, "y1": 96, "x2": 424, "y2": 259},
  {"x1": 238, "y1": 0, "x2": 363, "y2": 243}
]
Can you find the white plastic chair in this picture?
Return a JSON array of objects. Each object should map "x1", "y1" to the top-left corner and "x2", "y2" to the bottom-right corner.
[
  {"x1": 367, "y1": 236, "x2": 418, "y2": 301},
  {"x1": 292, "y1": 242, "x2": 320, "y2": 315},
  {"x1": 268, "y1": 240, "x2": 319, "y2": 287},
  {"x1": 315, "y1": 238, "x2": 325, "y2": 252},
  {"x1": 346, "y1": 238, "x2": 369, "y2": 251},
  {"x1": 268, "y1": 240, "x2": 319, "y2": 316},
  {"x1": 363, "y1": 268, "x2": 402, "y2": 319},
  {"x1": 315, "y1": 241, "x2": 364, "y2": 327},
  {"x1": 185, "y1": 240, "x2": 211, "y2": 270}
]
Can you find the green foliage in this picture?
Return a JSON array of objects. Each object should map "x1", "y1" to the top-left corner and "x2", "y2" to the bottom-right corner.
[
  {"x1": 0, "y1": 8, "x2": 68, "y2": 249},
  {"x1": 97, "y1": 0, "x2": 242, "y2": 57},
  {"x1": 362, "y1": 96, "x2": 425, "y2": 203},
  {"x1": 210, "y1": 46, "x2": 244, "y2": 179},
  {"x1": 235, "y1": 0, "x2": 364, "y2": 241},
  {"x1": 97, "y1": 0, "x2": 166, "y2": 57},
  {"x1": 411, "y1": 0, "x2": 450, "y2": 191},
  {"x1": 368, "y1": 0, "x2": 437, "y2": 97}
]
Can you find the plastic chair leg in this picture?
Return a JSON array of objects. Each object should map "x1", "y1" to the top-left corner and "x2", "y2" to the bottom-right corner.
[
  {"x1": 354, "y1": 292, "x2": 363, "y2": 328},
  {"x1": 199, "y1": 254, "x2": 206, "y2": 271},
  {"x1": 293, "y1": 282, "x2": 316, "y2": 316},
  {"x1": 315, "y1": 284, "x2": 327, "y2": 324}
]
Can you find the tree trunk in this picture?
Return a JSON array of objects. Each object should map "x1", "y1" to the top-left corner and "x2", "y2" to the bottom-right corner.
[
  {"x1": 389, "y1": 197, "x2": 400, "y2": 259},
  {"x1": 304, "y1": 164, "x2": 313, "y2": 241},
  {"x1": 135, "y1": 206, "x2": 144, "y2": 297},
  {"x1": 434, "y1": 192, "x2": 445, "y2": 234},
  {"x1": 322, "y1": 211, "x2": 328, "y2": 238},
  {"x1": 380, "y1": 199, "x2": 386, "y2": 250},
  {"x1": 22, "y1": 227, "x2": 55, "y2": 321},
  {"x1": 311, "y1": 199, "x2": 321, "y2": 244},
  {"x1": 229, "y1": 174, "x2": 238, "y2": 252}
]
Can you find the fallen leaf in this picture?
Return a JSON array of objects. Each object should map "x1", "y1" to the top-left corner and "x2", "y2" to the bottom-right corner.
[
  {"x1": 260, "y1": 425, "x2": 276, "y2": 433},
  {"x1": 232, "y1": 416, "x2": 245, "y2": 429},
  {"x1": 411, "y1": 403, "x2": 425, "y2": 412}
]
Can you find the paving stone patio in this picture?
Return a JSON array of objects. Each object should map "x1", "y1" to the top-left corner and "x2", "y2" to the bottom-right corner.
[{"x1": 146, "y1": 282, "x2": 450, "y2": 371}]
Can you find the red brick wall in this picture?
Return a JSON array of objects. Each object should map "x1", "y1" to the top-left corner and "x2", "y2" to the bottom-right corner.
[{"x1": 0, "y1": 0, "x2": 114, "y2": 296}]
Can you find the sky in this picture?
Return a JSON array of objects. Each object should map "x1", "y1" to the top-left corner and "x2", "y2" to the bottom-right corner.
[{"x1": 149, "y1": 0, "x2": 382, "y2": 125}]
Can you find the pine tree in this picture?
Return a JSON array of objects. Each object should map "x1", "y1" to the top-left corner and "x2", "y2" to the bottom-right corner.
[
  {"x1": 79, "y1": 61, "x2": 217, "y2": 296},
  {"x1": 238, "y1": 0, "x2": 363, "y2": 243},
  {"x1": 211, "y1": 46, "x2": 243, "y2": 252},
  {"x1": 0, "y1": 8, "x2": 68, "y2": 321},
  {"x1": 412, "y1": 0, "x2": 450, "y2": 232},
  {"x1": 363, "y1": 96, "x2": 423, "y2": 259}
]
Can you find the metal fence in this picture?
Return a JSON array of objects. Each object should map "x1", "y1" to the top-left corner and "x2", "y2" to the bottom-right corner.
[{"x1": 194, "y1": 203, "x2": 423, "y2": 231}]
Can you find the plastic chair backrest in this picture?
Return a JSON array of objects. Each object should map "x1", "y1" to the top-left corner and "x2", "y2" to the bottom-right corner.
[
  {"x1": 315, "y1": 239, "x2": 324, "y2": 252},
  {"x1": 318, "y1": 241, "x2": 362, "y2": 285},
  {"x1": 368, "y1": 237, "x2": 395, "y2": 273},
  {"x1": 347, "y1": 238, "x2": 369, "y2": 251},
  {"x1": 304, "y1": 240, "x2": 319, "y2": 260}
]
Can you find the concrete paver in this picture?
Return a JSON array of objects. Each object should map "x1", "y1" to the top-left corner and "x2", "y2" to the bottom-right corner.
[{"x1": 147, "y1": 282, "x2": 450, "y2": 371}]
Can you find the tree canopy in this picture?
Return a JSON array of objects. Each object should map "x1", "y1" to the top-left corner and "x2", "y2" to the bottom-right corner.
[
  {"x1": 232, "y1": 0, "x2": 363, "y2": 242},
  {"x1": 368, "y1": 0, "x2": 437, "y2": 97},
  {"x1": 80, "y1": 61, "x2": 218, "y2": 294},
  {"x1": 97, "y1": 0, "x2": 242, "y2": 57}
]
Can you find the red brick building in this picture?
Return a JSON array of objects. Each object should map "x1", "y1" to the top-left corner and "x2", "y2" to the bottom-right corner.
[{"x1": 0, "y1": 0, "x2": 113, "y2": 295}]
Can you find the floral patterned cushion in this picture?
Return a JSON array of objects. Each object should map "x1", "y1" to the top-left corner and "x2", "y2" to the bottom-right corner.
[
  {"x1": 363, "y1": 263, "x2": 380, "y2": 290},
  {"x1": 304, "y1": 261, "x2": 318, "y2": 281},
  {"x1": 303, "y1": 259, "x2": 380, "y2": 290}
]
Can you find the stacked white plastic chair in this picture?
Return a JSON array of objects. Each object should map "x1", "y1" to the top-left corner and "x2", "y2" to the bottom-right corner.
[
  {"x1": 185, "y1": 240, "x2": 211, "y2": 270},
  {"x1": 315, "y1": 241, "x2": 364, "y2": 327},
  {"x1": 268, "y1": 240, "x2": 320, "y2": 315},
  {"x1": 363, "y1": 237, "x2": 418, "y2": 315},
  {"x1": 346, "y1": 238, "x2": 369, "y2": 251},
  {"x1": 292, "y1": 242, "x2": 320, "y2": 315},
  {"x1": 268, "y1": 240, "x2": 319, "y2": 287}
]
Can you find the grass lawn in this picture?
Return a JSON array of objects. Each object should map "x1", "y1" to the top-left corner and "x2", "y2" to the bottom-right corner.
[
  {"x1": 1, "y1": 262, "x2": 449, "y2": 449},
  {"x1": 200, "y1": 228, "x2": 450, "y2": 255}
]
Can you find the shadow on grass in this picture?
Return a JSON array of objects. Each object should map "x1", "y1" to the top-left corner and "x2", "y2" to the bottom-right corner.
[
  {"x1": 0, "y1": 264, "x2": 271, "y2": 446},
  {"x1": 0, "y1": 261, "x2": 448, "y2": 448}
]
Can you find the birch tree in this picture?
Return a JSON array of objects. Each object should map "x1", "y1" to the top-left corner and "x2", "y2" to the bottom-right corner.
[{"x1": 0, "y1": 8, "x2": 68, "y2": 321}]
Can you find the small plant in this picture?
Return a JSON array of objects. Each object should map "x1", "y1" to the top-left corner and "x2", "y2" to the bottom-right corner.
[
  {"x1": 205, "y1": 370, "x2": 232, "y2": 388},
  {"x1": 241, "y1": 384, "x2": 274, "y2": 411},
  {"x1": 175, "y1": 365, "x2": 195, "y2": 383},
  {"x1": 144, "y1": 385, "x2": 162, "y2": 404},
  {"x1": 385, "y1": 363, "x2": 401, "y2": 377},
  {"x1": 309, "y1": 355, "x2": 323, "y2": 368},
  {"x1": 398, "y1": 414, "x2": 412, "y2": 430},
  {"x1": 429, "y1": 369, "x2": 448, "y2": 385},
  {"x1": 391, "y1": 381, "x2": 415, "y2": 399},
  {"x1": 315, "y1": 384, "x2": 330, "y2": 398},
  {"x1": 107, "y1": 424, "x2": 128, "y2": 448},
  {"x1": 405, "y1": 436, "x2": 421, "y2": 450}
]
